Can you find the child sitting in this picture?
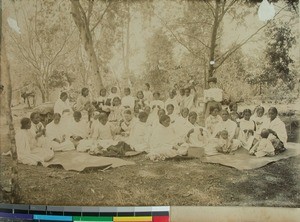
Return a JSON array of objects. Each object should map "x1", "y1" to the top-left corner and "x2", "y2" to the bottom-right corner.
[
  {"x1": 249, "y1": 129, "x2": 275, "y2": 157},
  {"x1": 215, "y1": 130, "x2": 237, "y2": 154}
]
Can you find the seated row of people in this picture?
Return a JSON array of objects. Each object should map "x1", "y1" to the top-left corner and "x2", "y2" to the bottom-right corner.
[{"x1": 15, "y1": 99, "x2": 288, "y2": 165}]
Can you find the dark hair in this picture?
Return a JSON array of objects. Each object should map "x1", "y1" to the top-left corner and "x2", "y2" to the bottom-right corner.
[
  {"x1": 153, "y1": 91, "x2": 160, "y2": 97},
  {"x1": 73, "y1": 111, "x2": 82, "y2": 118},
  {"x1": 137, "y1": 90, "x2": 144, "y2": 97},
  {"x1": 209, "y1": 105, "x2": 220, "y2": 114},
  {"x1": 30, "y1": 111, "x2": 40, "y2": 120},
  {"x1": 145, "y1": 83, "x2": 150, "y2": 89},
  {"x1": 20, "y1": 118, "x2": 31, "y2": 129},
  {"x1": 260, "y1": 129, "x2": 270, "y2": 139},
  {"x1": 185, "y1": 88, "x2": 191, "y2": 93},
  {"x1": 60, "y1": 92, "x2": 68, "y2": 99},
  {"x1": 166, "y1": 104, "x2": 174, "y2": 109},
  {"x1": 123, "y1": 109, "x2": 132, "y2": 115},
  {"x1": 221, "y1": 109, "x2": 229, "y2": 115},
  {"x1": 243, "y1": 109, "x2": 252, "y2": 116},
  {"x1": 81, "y1": 87, "x2": 89, "y2": 95},
  {"x1": 138, "y1": 111, "x2": 148, "y2": 120},
  {"x1": 124, "y1": 87, "x2": 130, "y2": 92},
  {"x1": 256, "y1": 106, "x2": 265, "y2": 113},
  {"x1": 100, "y1": 88, "x2": 107, "y2": 94},
  {"x1": 268, "y1": 107, "x2": 278, "y2": 115},
  {"x1": 99, "y1": 112, "x2": 108, "y2": 119},
  {"x1": 159, "y1": 114, "x2": 170, "y2": 124},
  {"x1": 189, "y1": 111, "x2": 197, "y2": 118},
  {"x1": 53, "y1": 113, "x2": 61, "y2": 119},
  {"x1": 229, "y1": 102, "x2": 238, "y2": 111}
]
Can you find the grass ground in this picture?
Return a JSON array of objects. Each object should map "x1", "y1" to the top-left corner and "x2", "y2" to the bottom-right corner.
[
  {"x1": 1, "y1": 153, "x2": 300, "y2": 207},
  {"x1": 0, "y1": 102, "x2": 299, "y2": 207}
]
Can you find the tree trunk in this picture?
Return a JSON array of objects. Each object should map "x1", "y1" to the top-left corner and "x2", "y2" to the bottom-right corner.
[
  {"x1": 124, "y1": 0, "x2": 131, "y2": 82},
  {"x1": 1, "y1": 34, "x2": 19, "y2": 204},
  {"x1": 207, "y1": 0, "x2": 221, "y2": 82},
  {"x1": 70, "y1": 0, "x2": 104, "y2": 91}
]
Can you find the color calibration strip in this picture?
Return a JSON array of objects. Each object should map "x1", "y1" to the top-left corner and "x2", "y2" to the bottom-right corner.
[{"x1": 0, "y1": 204, "x2": 169, "y2": 222}]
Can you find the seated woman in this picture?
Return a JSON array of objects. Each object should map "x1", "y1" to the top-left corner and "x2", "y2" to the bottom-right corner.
[
  {"x1": 206, "y1": 109, "x2": 240, "y2": 155},
  {"x1": 238, "y1": 109, "x2": 256, "y2": 150},
  {"x1": 30, "y1": 111, "x2": 47, "y2": 148},
  {"x1": 165, "y1": 89, "x2": 179, "y2": 114},
  {"x1": 149, "y1": 92, "x2": 164, "y2": 111},
  {"x1": 54, "y1": 92, "x2": 72, "y2": 117},
  {"x1": 146, "y1": 115, "x2": 188, "y2": 161},
  {"x1": 128, "y1": 111, "x2": 151, "y2": 152},
  {"x1": 135, "y1": 90, "x2": 147, "y2": 108},
  {"x1": 16, "y1": 118, "x2": 54, "y2": 165},
  {"x1": 213, "y1": 109, "x2": 239, "y2": 140},
  {"x1": 249, "y1": 129, "x2": 275, "y2": 157},
  {"x1": 91, "y1": 112, "x2": 117, "y2": 140},
  {"x1": 250, "y1": 106, "x2": 267, "y2": 133},
  {"x1": 118, "y1": 109, "x2": 137, "y2": 139},
  {"x1": 108, "y1": 97, "x2": 124, "y2": 124},
  {"x1": 186, "y1": 112, "x2": 209, "y2": 148},
  {"x1": 95, "y1": 88, "x2": 110, "y2": 115},
  {"x1": 166, "y1": 104, "x2": 178, "y2": 123},
  {"x1": 259, "y1": 107, "x2": 287, "y2": 154},
  {"x1": 68, "y1": 111, "x2": 89, "y2": 147},
  {"x1": 173, "y1": 107, "x2": 190, "y2": 139},
  {"x1": 46, "y1": 113, "x2": 75, "y2": 152},
  {"x1": 205, "y1": 105, "x2": 222, "y2": 137},
  {"x1": 73, "y1": 87, "x2": 94, "y2": 121},
  {"x1": 229, "y1": 102, "x2": 242, "y2": 123}
]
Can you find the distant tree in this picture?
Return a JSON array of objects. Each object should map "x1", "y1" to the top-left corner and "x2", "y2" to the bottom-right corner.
[
  {"x1": 263, "y1": 22, "x2": 296, "y2": 89},
  {"x1": 8, "y1": 0, "x2": 75, "y2": 102},
  {"x1": 144, "y1": 28, "x2": 175, "y2": 92}
]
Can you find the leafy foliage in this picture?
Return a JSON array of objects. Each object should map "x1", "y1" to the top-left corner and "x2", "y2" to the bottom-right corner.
[{"x1": 262, "y1": 22, "x2": 296, "y2": 89}]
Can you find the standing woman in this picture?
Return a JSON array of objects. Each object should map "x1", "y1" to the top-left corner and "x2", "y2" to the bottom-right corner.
[
  {"x1": 260, "y1": 107, "x2": 287, "y2": 154},
  {"x1": 143, "y1": 83, "x2": 153, "y2": 104}
]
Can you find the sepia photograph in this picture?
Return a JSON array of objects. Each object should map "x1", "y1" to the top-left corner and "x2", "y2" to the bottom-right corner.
[{"x1": 0, "y1": 0, "x2": 299, "y2": 210}]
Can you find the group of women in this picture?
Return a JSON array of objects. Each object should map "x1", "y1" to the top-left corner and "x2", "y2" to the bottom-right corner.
[{"x1": 14, "y1": 79, "x2": 288, "y2": 164}]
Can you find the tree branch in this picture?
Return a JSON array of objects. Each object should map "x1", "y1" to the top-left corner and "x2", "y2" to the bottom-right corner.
[
  {"x1": 179, "y1": 33, "x2": 211, "y2": 49},
  {"x1": 90, "y1": 1, "x2": 113, "y2": 32},
  {"x1": 87, "y1": 0, "x2": 94, "y2": 24},
  {"x1": 154, "y1": 13, "x2": 198, "y2": 57},
  {"x1": 215, "y1": 6, "x2": 287, "y2": 70},
  {"x1": 203, "y1": 0, "x2": 215, "y2": 17}
]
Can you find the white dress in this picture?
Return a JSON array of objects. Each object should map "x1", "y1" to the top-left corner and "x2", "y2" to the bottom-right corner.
[
  {"x1": 15, "y1": 129, "x2": 54, "y2": 165},
  {"x1": 46, "y1": 121, "x2": 75, "y2": 152}
]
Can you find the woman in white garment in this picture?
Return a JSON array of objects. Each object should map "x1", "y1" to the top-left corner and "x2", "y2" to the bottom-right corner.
[
  {"x1": 186, "y1": 112, "x2": 209, "y2": 148},
  {"x1": 15, "y1": 118, "x2": 54, "y2": 165},
  {"x1": 54, "y1": 92, "x2": 73, "y2": 125},
  {"x1": 46, "y1": 113, "x2": 75, "y2": 152},
  {"x1": 259, "y1": 107, "x2": 287, "y2": 154},
  {"x1": 146, "y1": 115, "x2": 188, "y2": 161}
]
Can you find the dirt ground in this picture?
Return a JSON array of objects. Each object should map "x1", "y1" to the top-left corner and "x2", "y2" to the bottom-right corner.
[{"x1": 0, "y1": 103, "x2": 300, "y2": 207}]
